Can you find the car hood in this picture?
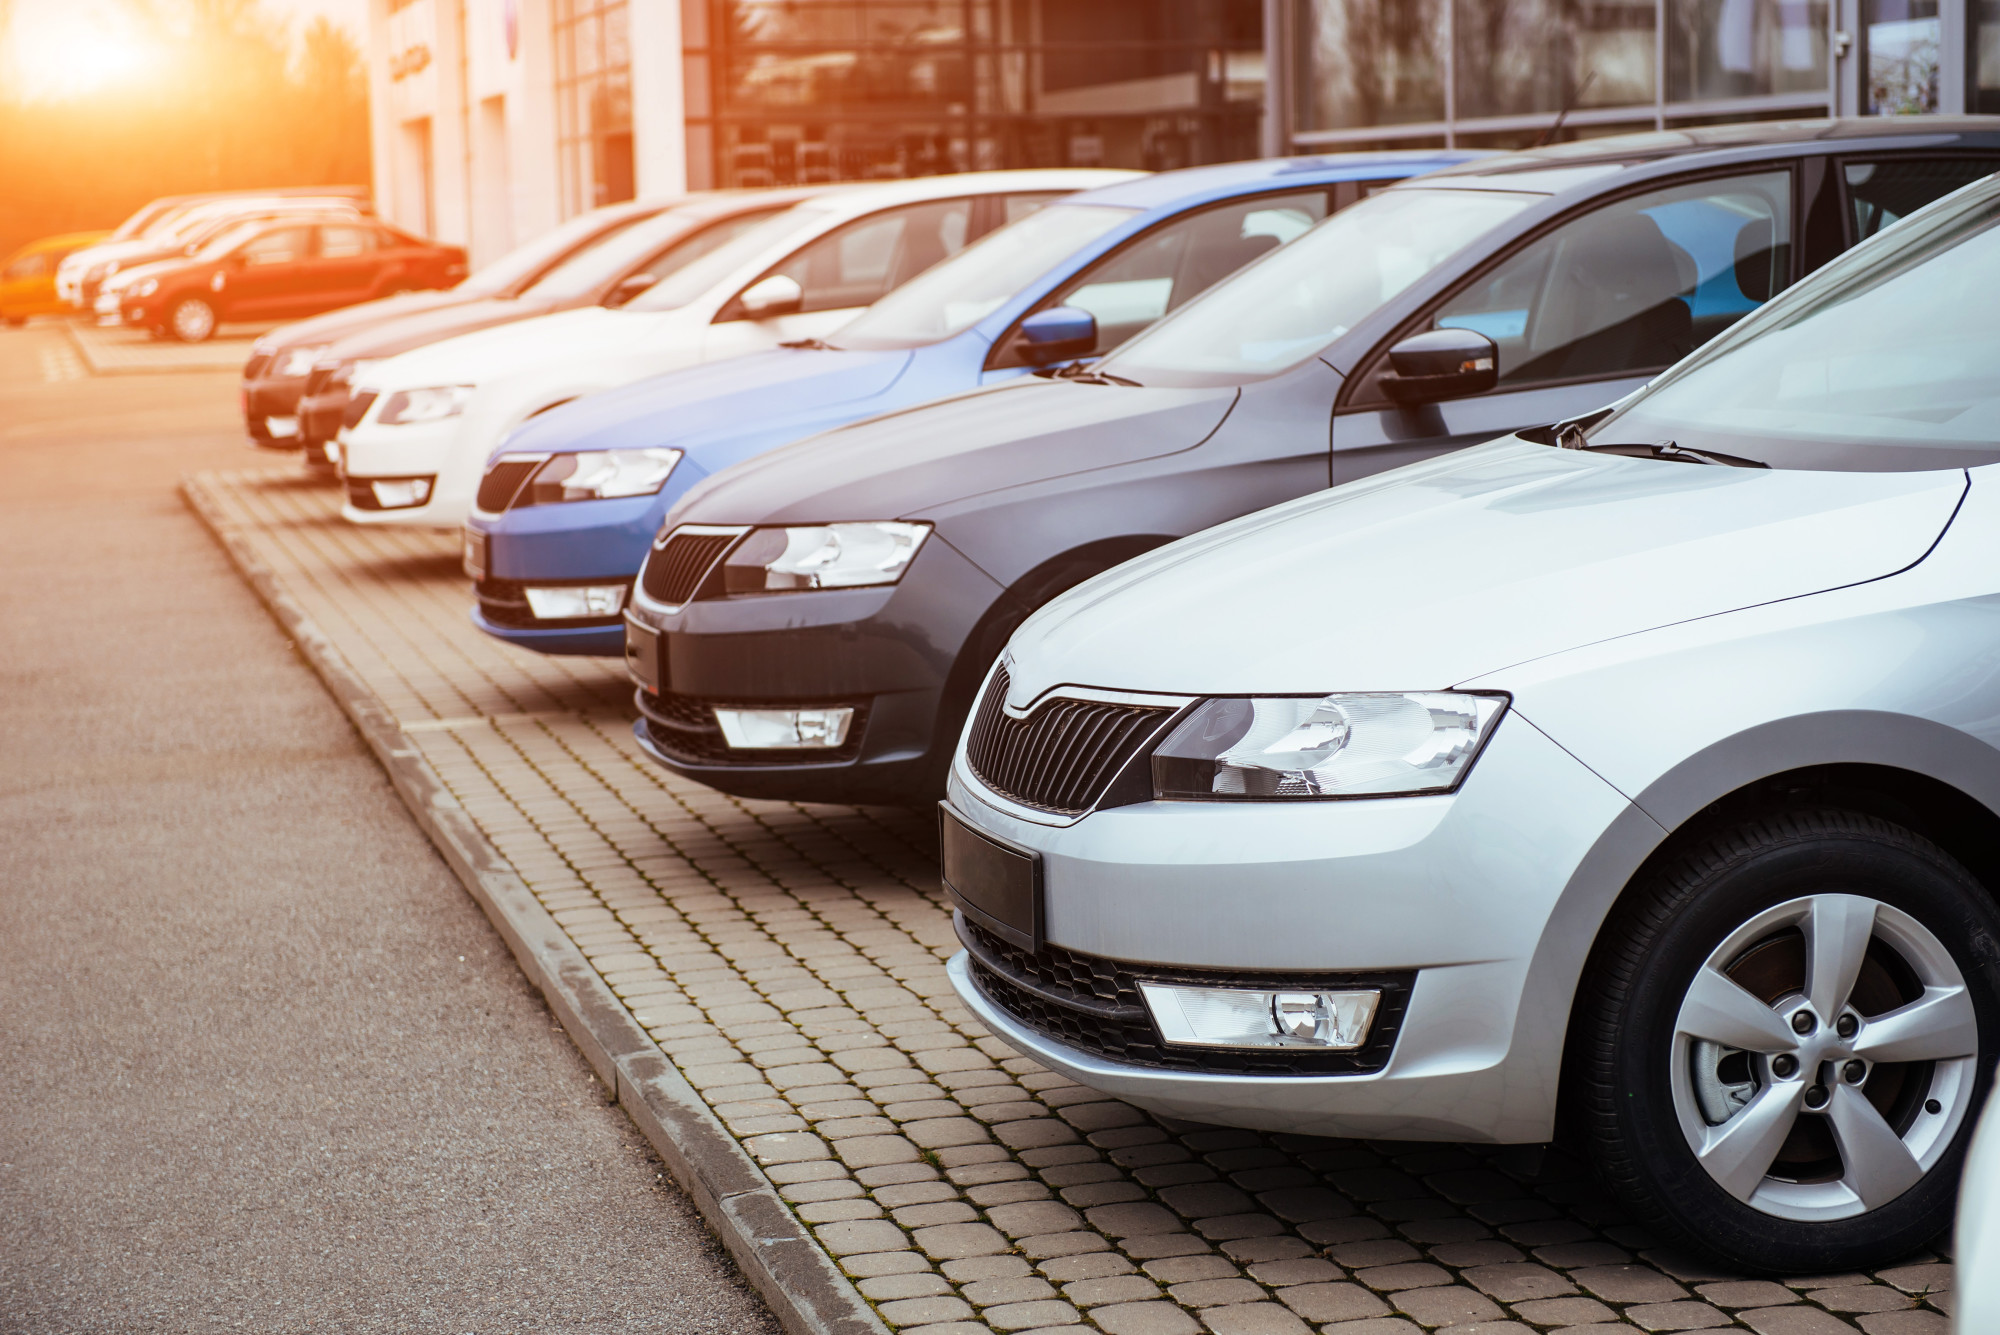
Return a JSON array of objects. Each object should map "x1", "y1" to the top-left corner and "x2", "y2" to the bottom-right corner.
[
  {"x1": 362, "y1": 305, "x2": 663, "y2": 389},
  {"x1": 497, "y1": 345, "x2": 913, "y2": 462},
  {"x1": 265, "y1": 290, "x2": 476, "y2": 351},
  {"x1": 670, "y1": 377, "x2": 1239, "y2": 526},
  {"x1": 1005, "y1": 439, "x2": 1969, "y2": 699},
  {"x1": 327, "y1": 297, "x2": 566, "y2": 362}
]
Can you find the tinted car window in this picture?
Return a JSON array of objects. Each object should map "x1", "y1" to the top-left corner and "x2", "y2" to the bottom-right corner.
[
  {"x1": 524, "y1": 208, "x2": 780, "y2": 302},
  {"x1": 1433, "y1": 171, "x2": 1792, "y2": 388},
  {"x1": 242, "y1": 228, "x2": 310, "y2": 266},
  {"x1": 1014, "y1": 190, "x2": 1331, "y2": 363},
  {"x1": 610, "y1": 209, "x2": 830, "y2": 313},
  {"x1": 1591, "y1": 177, "x2": 2000, "y2": 470},
  {"x1": 1846, "y1": 158, "x2": 2000, "y2": 241},
  {"x1": 756, "y1": 198, "x2": 976, "y2": 315},
  {"x1": 319, "y1": 225, "x2": 376, "y2": 258}
]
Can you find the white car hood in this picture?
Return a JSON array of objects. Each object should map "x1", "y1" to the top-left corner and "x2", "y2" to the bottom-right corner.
[
  {"x1": 1007, "y1": 439, "x2": 1968, "y2": 700},
  {"x1": 359, "y1": 306, "x2": 675, "y2": 390}
]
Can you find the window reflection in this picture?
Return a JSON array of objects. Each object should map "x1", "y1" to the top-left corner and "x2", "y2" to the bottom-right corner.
[
  {"x1": 1293, "y1": 0, "x2": 1446, "y2": 130},
  {"x1": 1453, "y1": 0, "x2": 1655, "y2": 119},
  {"x1": 1665, "y1": 0, "x2": 1826, "y2": 103},
  {"x1": 556, "y1": 0, "x2": 634, "y2": 212},
  {"x1": 1865, "y1": 0, "x2": 1941, "y2": 115}
]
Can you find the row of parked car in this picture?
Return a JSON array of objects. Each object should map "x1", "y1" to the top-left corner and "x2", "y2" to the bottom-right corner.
[
  {"x1": 0, "y1": 185, "x2": 467, "y2": 341},
  {"x1": 245, "y1": 120, "x2": 2000, "y2": 1289}
]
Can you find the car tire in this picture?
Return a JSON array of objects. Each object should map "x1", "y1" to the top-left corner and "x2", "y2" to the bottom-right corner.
[
  {"x1": 168, "y1": 297, "x2": 217, "y2": 343},
  {"x1": 1573, "y1": 808, "x2": 1997, "y2": 1274}
]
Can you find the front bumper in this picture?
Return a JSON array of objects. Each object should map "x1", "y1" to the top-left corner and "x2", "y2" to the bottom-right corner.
[
  {"x1": 464, "y1": 495, "x2": 662, "y2": 657},
  {"x1": 941, "y1": 710, "x2": 1641, "y2": 1144},
  {"x1": 340, "y1": 415, "x2": 470, "y2": 526},
  {"x1": 622, "y1": 535, "x2": 1006, "y2": 805},
  {"x1": 243, "y1": 376, "x2": 307, "y2": 448}
]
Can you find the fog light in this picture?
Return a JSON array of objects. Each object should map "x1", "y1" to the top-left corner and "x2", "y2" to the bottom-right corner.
[
  {"x1": 1139, "y1": 982, "x2": 1379, "y2": 1050},
  {"x1": 265, "y1": 416, "x2": 299, "y2": 439},
  {"x1": 713, "y1": 706, "x2": 855, "y2": 750},
  {"x1": 370, "y1": 477, "x2": 432, "y2": 508},
  {"x1": 524, "y1": 584, "x2": 628, "y2": 619}
]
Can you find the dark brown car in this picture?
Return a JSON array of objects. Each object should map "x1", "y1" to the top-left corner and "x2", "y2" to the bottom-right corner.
[{"x1": 114, "y1": 219, "x2": 467, "y2": 342}]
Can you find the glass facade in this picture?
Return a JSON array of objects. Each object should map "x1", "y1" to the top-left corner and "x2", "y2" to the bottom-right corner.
[
  {"x1": 678, "y1": 0, "x2": 1265, "y2": 189},
  {"x1": 1288, "y1": 0, "x2": 1844, "y2": 147},
  {"x1": 555, "y1": 0, "x2": 636, "y2": 213}
]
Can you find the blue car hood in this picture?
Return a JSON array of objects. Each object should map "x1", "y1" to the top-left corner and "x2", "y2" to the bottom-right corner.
[{"x1": 494, "y1": 346, "x2": 915, "y2": 466}]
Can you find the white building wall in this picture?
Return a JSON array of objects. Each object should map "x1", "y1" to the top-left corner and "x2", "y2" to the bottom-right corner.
[{"x1": 366, "y1": 0, "x2": 687, "y2": 270}]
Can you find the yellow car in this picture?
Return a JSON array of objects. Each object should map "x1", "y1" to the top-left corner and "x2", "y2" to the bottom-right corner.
[{"x1": 2, "y1": 231, "x2": 110, "y2": 326}]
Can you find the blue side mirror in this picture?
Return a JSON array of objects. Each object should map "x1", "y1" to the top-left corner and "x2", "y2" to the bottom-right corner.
[{"x1": 1015, "y1": 306, "x2": 1097, "y2": 365}]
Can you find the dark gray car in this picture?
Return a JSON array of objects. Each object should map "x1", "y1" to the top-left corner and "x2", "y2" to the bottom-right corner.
[{"x1": 623, "y1": 119, "x2": 2000, "y2": 807}]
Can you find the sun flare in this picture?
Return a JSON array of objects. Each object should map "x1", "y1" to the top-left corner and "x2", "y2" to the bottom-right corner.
[{"x1": 3, "y1": 1, "x2": 152, "y2": 101}]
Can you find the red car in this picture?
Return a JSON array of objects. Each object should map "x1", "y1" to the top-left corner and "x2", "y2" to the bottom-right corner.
[{"x1": 113, "y1": 218, "x2": 467, "y2": 342}]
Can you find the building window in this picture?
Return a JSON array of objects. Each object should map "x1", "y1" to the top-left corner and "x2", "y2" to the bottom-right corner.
[
  {"x1": 554, "y1": 0, "x2": 635, "y2": 215},
  {"x1": 1863, "y1": 0, "x2": 1940, "y2": 114},
  {"x1": 687, "y1": 0, "x2": 1265, "y2": 188},
  {"x1": 1979, "y1": 0, "x2": 2000, "y2": 112},
  {"x1": 1666, "y1": 0, "x2": 1828, "y2": 103}
]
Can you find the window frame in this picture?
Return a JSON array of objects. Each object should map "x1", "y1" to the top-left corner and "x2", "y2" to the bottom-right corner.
[
  {"x1": 1337, "y1": 162, "x2": 1807, "y2": 414},
  {"x1": 981, "y1": 185, "x2": 1348, "y2": 373}
]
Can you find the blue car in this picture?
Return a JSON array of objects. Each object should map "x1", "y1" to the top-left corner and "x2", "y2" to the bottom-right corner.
[{"x1": 463, "y1": 153, "x2": 1475, "y2": 655}]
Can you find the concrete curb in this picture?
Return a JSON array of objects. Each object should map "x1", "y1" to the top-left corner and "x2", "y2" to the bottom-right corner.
[{"x1": 182, "y1": 473, "x2": 889, "y2": 1335}]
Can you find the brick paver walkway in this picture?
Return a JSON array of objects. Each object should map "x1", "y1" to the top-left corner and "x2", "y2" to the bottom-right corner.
[
  {"x1": 68, "y1": 320, "x2": 271, "y2": 375},
  {"x1": 192, "y1": 467, "x2": 1958, "y2": 1335}
]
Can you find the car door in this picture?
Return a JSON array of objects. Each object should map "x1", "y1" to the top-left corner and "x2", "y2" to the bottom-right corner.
[
  {"x1": 980, "y1": 187, "x2": 1334, "y2": 382},
  {"x1": 223, "y1": 226, "x2": 315, "y2": 320},
  {"x1": 704, "y1": 197, "x2": 980, "y2": 359},
  {"x1": 307, "y1": 223, "x2": 381, "y2": 310}
]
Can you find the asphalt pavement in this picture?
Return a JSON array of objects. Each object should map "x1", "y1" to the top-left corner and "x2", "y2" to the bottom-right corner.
[{"x1": 0, "y1": 322, "x2": 778, "y2": 1334}]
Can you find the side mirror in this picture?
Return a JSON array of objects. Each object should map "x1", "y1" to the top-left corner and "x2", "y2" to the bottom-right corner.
[
  {"x1": 736, "y1": 273, "x2": 804, "y2": 319},
  {"x1": 1380, "y1": 327, "x2": 1498, "y2": 405},
  {"x1": 1014, "y1": 306, "x2": 1097, "y2": 365},
  {"x1": 606, "y1": 272, "x2": 655, "y2": 307}
]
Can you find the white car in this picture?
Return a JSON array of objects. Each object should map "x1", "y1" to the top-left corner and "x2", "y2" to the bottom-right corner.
[
  {"x1": 1957, "y1": 1064, "x2": 1998, "y2": 1330},
  {"x1": 339, "y1": 170, "x2": 1135, "y2": 527},
  {"x1": 941, "y1": 172, "x2": 2000, "y2": 1273}
]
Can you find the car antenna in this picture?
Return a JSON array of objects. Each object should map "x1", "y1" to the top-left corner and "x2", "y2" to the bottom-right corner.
[{"x1": 1534, "y1": 71, "x2": 1596, "y2": 149}]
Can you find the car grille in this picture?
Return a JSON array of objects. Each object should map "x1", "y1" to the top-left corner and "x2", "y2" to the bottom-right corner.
[
  {"x1": 343, "y1": 390, "x2": 378, "y2": 431},
  {"x1": 639, "y1": 530, "x2": 738, "y2": 606},
  {"x1": 963, "y1": 666, "x2": 1172, "y2": 815},
  {"x1": 958, "y1": 915, "x2": 1412, "y2": 1076},
  {"x1": 475, "y1": 578, "x2": 628, "y2": 629},
  {"x1": 635, "y1": 688, "x2": 868, "y2": 766},
  {"x1": 303, "y1": 365, "x2": 337, "y2": 398},
  {"x1": 475, "y1": 458, "x2": 541, "y2": 514}
]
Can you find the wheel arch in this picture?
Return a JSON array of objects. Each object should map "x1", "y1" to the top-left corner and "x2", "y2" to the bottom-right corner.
[{"x1": 1540, "y1": 711, "x2": 2000, "y2": 1142}]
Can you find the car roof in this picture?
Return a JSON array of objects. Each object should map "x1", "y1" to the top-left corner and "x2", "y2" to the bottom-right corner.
[
  {"x1": 1073, "y1": 151, "x2": 1479, "y2": 210},
  {"x1": 780, "y1": 169, "x2": 1143, "y2": 216},
  {"x1": 1408, "y1": 116, "x2": 2000, "y2": 193}
]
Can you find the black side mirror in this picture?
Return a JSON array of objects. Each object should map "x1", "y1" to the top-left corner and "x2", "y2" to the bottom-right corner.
[
  {"x1": 607, "y1": 273, "x2": 655, "y2": 306},
  {"x1": 1014, "y1": 306, "x2": 1097, "y2": 365},
  {"x1": 1380, "y1": 327, "x2": 1498, "y2": 405}
]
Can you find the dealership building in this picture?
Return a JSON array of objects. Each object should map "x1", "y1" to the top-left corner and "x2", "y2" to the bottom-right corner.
[{"x1": 366, "y1": 0, "x2": 2000, "y2": 262}]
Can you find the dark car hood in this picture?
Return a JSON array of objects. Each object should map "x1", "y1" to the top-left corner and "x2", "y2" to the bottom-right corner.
[
  {"x1": 669, "y1": 376, "x2": 1239, "y2": 527},
  {"x1": 497, "y1": 345, "x2": 913, "y2": 465},
  {"x1": 266, "y1": 289, "x2": 484, "y2": 353},
  {"x1": 325, "y1": 296, "x2": 569, "y2": 361}
]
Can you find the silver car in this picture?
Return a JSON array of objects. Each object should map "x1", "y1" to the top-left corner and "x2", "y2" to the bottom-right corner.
[{"x1": 943, "y1": 171, "x2": 2000, "y2": 1272}]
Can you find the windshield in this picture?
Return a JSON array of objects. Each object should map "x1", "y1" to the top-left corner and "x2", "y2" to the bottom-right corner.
[
  {"x1": 459, "y1": 207, "x2": 652, "y2": 298},
  {"x1": 831, "y1": 204, "x2": 1138, "y2": 350},
  {"x1": 621, "y1": 207, "x2": 832, "y2": 312},
  {"x1": 197, "y1": 221, "x2": 270, "y2": 260},
  {"x1": 523, "y1": 206, "x2": 783, "y2": 302},
  {"x1": 1591, "y1": 176, "x2": 2000, "y2": 472},
  {"x1": 1098, "y1": 186, "x2": 1538, "y2": 387}
]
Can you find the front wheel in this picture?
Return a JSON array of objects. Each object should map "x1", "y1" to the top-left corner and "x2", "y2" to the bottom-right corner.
[
  {"x1": 168, "y1": 297, "x2": 217, "y2": 343},
  {"x1": 1574, "y1": 809, "x2": 1996, "y2": 1274}
]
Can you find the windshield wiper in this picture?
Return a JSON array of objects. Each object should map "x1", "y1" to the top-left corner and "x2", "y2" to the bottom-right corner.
[
  {"x1": 1039, "y1": 360, "x2": 1140, "y2": 387},
  {"x1": 1556, "y1": 422, "x2": 1765, "y2": 468},
  {"x1": 780, "y1": 336, "x2": 836, "y2": 350}
]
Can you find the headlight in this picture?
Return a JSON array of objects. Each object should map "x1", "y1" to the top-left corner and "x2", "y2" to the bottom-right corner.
[
  {"x1": 89, "y1": 262, "x2": 116, "y2": 281},
  {"x1": 1151, "y1": 692, "x2": 1506, "y2": 799},
  {"x1": 377, "y1": 385, "x2": 473, "y2": 425},
  {"x1": 720, "y1": 522, "x2": 930, "y2": 592},
  {"x1": 277, "y1": 345, "x2": 327, "y2": 378},
  {"x1": 525, "y1": 448, "x2": 682, "y2": 503},
  {"x1": 129, "y1": 278, "x2": 158, "y2": 298}
]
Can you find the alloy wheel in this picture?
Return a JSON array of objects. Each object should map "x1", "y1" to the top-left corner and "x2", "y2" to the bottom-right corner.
[
  {"x1": 1671, "y1": 892, "x2": 1978, "y2": 1221},
  {"x1": 170, "y1": 298, "x2": 216, "y2": 343}
]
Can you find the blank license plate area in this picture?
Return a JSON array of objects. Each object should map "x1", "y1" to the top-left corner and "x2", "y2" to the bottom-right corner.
[
  {"x1": 625, "y1": 622, "x2": 661, "y2": 693},
  {"x1": 940, "y1": 803, "x2": 1040, "y2": 951}
]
